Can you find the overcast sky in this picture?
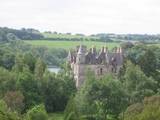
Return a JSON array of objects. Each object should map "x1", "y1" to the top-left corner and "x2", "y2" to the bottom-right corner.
[{"x1": 0, "y1": 0, "x2": 160, "y2": 34}]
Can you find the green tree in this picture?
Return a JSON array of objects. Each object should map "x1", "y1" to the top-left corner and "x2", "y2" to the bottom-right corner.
[
  {"x1": 138, "y1": 49, "x2": 157, "y2": 77},
  {"x1": 75, "y1": 72, "x2": 128, "y2": 120},
  {"x1": 34, "y1": 58, "x2": 46, "y2": 81},
  {"x1": 16, "y1": 67, "x2": 42, "y2": 111},
  {"x1": 124, "y1": 95, "x2": 160, "y2": 120},
  {"x1": 1, "y1": 53, "x2": 15, "y2": 70},
  {"x1": 64, "y1": 97, "x2": 82, "y2": 120},
  {"x1": 23, "y1": 53, "x2": 36, "y2": 73},
  {"x1": 0, "y1": 100, "x2": 21, "y2": 120},
  {"x1": 0, "y1": 67, "x2": 17, "y2": 96},
  {"x1": 42, "y1": 70, "x2": 76, "y2": 113},
  {"x1": 123, "y1": 61, "x2": 157, "y2": 103},
  {"x1": 4, "y1": 91, "x2": 24, "y2": 113},
  {"x1": 26, "y1": 104, "x2": 48, "y2": 120},
  {"x1": 13, "y1": 54, "x2": 25, "y2": 72}
]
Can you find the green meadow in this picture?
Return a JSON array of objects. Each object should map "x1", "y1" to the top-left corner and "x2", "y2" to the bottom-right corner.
[
  {"x1": 148, "y1": 43, "x2": 160, "y2": 47},
  {"x1": 25, "y1": 40, "x2": 120, "y2": 49}
]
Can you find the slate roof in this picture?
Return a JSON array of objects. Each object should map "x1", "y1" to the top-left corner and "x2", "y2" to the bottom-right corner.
[{"x1": 68, "y1": 45, "x2": 123, "y2": 65}]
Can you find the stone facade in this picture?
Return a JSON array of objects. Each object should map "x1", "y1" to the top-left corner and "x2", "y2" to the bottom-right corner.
[{"x1": 67, "y1": 45, "x2": 124, "y2": 88}]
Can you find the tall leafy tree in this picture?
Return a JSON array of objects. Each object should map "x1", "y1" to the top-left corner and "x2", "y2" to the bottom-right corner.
[
  {"x1": 0, "y1": 100, "x2": 21, "y2": 120},
  {"x1": 124, "y1": 96, "x2": 160, "y2": 120},
  {"x1": 138, "y1": 49, "x2": 157, "y2": 77},
  {"x1": 75, "y1": 72, "x2": 128, "y2": 120},
  {"x1": 123, "y1": 61, "x2": 157, "y2": 103},
  {"x1": 23, "y1": 53, "x2": 36, "y2": 73},
  {"x1": 34, "y1": 58, "x2": 46, "y2": 81},
  {"x1": 4, "y1": 91, "x2": 24, "y2": 113},
  {"x1": 16, "y1": 67, "x2": 42, "y2": 111}
]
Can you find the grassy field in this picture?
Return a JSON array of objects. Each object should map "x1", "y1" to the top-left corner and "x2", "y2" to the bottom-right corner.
[
  {"x1": 49, "y1": 113, "x2": 64, "y2": 120},
  {"x1": 148, "y1": 43, "x2": 160, "y2": 47},
  {"x1": 25, "y1": 40, "x2": 120, "y2": 50}
]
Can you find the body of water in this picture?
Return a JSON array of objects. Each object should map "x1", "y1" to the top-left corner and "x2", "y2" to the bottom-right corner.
[{"x1": 48, "y1": 66, "x2": 60, "y2": 74}]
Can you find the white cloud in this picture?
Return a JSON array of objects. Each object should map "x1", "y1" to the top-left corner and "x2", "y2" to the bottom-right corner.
[{"x1": 0, "y1": 0, "x2": 160, "y2": 34}]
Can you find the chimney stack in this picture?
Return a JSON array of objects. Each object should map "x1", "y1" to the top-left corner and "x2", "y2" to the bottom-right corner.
[
  {"x1": 104, "y1": 46, "x2": 108, "y2": 53},
  {"x1": 92, "y1": 45, "x2": 96, "y2": 54},
  {"x1": 100, "y1": 46, "x2": 105, "y2": 53}
]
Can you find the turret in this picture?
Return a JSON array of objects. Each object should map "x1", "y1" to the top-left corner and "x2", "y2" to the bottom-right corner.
[
  {"x1": 76, "y1": 45, "x2": 85, "y2": 64},
  {"x1": 67, "y1": 50, "x2": 72, "y2": 63}
]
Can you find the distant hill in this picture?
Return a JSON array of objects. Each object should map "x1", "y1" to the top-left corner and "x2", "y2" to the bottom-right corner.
[
  {"x1": 0, "y1": 27, "x2": 160, "y2": 43},
  {"x1": 43, "y1": 32, "x2": 160, "y2": 43},
  {"x1": 0, "y1": 27, "x2": 44, "y2": 42}
]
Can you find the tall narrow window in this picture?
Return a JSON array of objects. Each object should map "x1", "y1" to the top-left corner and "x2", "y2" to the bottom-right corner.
[{"x1": 100, "y1": 68, "x2": 103, "y2": 75}]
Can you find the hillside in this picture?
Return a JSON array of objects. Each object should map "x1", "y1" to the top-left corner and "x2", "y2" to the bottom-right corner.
[
  {"x1": 0, "y1": 27, "x2": 43, "y2": 42},
  {"x1": 25, "y1": 40, "x2": 119, "y2": 50},
  {"x1": 1, "y1": 27, "x2": 160, "y2": 44}
]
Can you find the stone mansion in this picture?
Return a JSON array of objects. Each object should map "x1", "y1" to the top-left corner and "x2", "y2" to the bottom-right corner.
[{"x1": 67, "y1": 45, "x2": 124, "y2": 88}]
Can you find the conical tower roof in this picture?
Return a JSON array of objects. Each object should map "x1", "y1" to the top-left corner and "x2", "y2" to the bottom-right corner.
[{"x1": 78, "y1": 44, "x2": 83, "y2": 54}]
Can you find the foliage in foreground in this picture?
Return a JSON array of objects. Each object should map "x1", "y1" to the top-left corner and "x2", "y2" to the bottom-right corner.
[
  {"x1": 124, "y1": 96, "x2": 160, "y2": 120},
  {"x1": 26, "y1": 104, "x2": 48, "y2": 120}
]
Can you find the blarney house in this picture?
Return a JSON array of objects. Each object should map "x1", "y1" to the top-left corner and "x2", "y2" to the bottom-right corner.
[{"x1": 67, "y1": 45, "x2": 124, "y2": 88}]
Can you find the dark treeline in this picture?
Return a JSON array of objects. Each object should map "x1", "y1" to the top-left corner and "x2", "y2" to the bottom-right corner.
[
  {"x1": 45, "y1": 32, "x2": 160, "y2": 42},
  {"x1": 0, "y1": 27, "x2": 44, "y2": 42},
  {"x1": 44, "y1": 37, "x2": 101, "y2": 42},
  {"x1": 91, "y1": 33, "x2": 160, "y2": 42}
]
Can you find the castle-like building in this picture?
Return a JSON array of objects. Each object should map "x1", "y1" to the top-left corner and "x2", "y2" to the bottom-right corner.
[{"x1": 67, "y1": 45, "x2": 124, "y2": 88}]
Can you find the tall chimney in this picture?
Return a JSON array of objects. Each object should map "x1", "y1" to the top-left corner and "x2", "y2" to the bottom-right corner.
[
  {"x1": 92, "y1": 45, "x2": 96, "y2": 54},
  {"x1": 104, "y1": 46, "x2": 108, "y2": 53},
  {"x1": 101, "y1": 46, "x2": 105, "y2": 53}
]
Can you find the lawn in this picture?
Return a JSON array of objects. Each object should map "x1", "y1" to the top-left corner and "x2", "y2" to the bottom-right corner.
[
  {"x1": 49, "y1": 113, "x2": 64, "y2": 120},
  {"x1": 148, "y1": 43, "x2": 160, "y2": 47},
  {"x1": 25, "y1": 40, "x2": 120, "y2": 50}
]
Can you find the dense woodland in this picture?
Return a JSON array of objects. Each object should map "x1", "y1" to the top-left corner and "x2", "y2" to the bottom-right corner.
[
  {"x1": 0, "y1": 41, "x2": 76, "y2": 120},
  {"x1": 0, "y1": 27, "x2": 44, "y2": 42},
  {"x1": 0, "y1": 27, "x2": 160, "y2": 120},
  {"x1": 0, "y1": 41, "x2": 68, "y2": 66}
]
